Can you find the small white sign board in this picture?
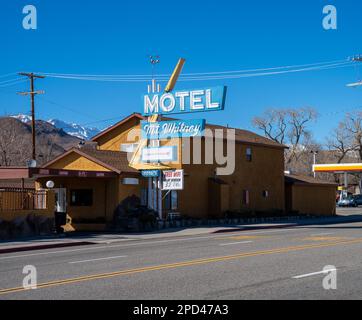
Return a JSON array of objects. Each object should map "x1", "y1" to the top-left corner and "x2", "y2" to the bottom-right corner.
[
  {"x1": 141, "y1": 146, "x2": 177, "y2": 163},
  {"x1": 162, "y1": 170, "x2": 184, "y2": 190}
]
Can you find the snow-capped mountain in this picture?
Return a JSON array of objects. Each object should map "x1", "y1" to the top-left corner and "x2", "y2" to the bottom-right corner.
[
  {"x1": 11, "y1": 114, "x2": 100, "y2": 140},
  {"x1": 12, "y1": 114, "x2": 33, "y2": 123},
  {"x1": 47, "y1": 119, "x2": 100, "y2": 140}
]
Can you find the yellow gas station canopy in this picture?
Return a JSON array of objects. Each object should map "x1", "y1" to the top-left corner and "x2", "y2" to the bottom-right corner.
[{"x1": 313, "y1": 163, "x2": 362, "y2": 173}]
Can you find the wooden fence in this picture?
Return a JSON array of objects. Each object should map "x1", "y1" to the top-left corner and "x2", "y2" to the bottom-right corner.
[{"x1": 0, "y1": 188, "x2": 48, "y2": 211}]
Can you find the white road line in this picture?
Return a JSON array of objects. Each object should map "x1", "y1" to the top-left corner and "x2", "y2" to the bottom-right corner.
[
  {"x1": 0, "y1": 227, "x2": 310, "y2": 261},
  {"x1": 292, "y1": 268, "x2": 337, "y2": 279},
  {"x1": 310, "y1": 233, "x2": 334, "y2": 236},
  {"x1": 68, "y1": 255, "x2": 127, "y2": 264},
  {"x1": 219, "y1": 241, "x2": 253, "y2": 246}
]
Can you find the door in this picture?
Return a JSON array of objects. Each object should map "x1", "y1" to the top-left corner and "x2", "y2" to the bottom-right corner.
[{"x1": 54, "y1": 188, "x2": 67, "y2": 213}]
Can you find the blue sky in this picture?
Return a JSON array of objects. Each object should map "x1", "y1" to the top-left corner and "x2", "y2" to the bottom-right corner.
[{"x1": 0, "y1": 0, "x2": 361, "y2": 142}]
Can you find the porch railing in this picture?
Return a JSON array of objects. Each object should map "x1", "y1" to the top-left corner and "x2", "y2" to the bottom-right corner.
[{"x1": 0, "y1": 188, "x2": 48, "y2": 211}]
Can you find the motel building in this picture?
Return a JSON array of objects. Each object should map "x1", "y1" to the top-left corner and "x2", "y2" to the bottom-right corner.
[
  {"x1": 0, "y1": 71, "x2": 337, "y2": 232},
  {"x1": 0, "y1": 112, "x2": 337, "y2": 232}
]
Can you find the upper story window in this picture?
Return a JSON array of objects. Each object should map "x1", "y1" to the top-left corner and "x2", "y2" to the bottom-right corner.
[
  {"x1": 262, "y1": 190, "x2": 269, "y2": 198},
  {"x1": 120, "y1": 143, "x2": 139, "y2": 153},
  {"x1": 246, "y1": 147, "x2": 252, "y2": 162}
]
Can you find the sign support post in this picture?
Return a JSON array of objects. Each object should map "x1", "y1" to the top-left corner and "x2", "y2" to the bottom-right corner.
[
  {"x1": 158, "y1": 177, "x2": 162, "y2": 220},
  {"x1": 146, "y1": 76, "x2": 163, "y2": 220}
]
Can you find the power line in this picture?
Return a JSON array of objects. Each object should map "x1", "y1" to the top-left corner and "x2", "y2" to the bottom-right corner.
[
  {"x1": 0, "y1": 79, "x2": 29, "y2": 87},
  {"x1": 176, "y1": 62, "x2": 353, "y2": 81},
  {"x1": 37, "y1": 96, "x2": 98, "y2": 121},
  {"x1": 0, "y1": 73, "x2": 17, "y2": 79},
  {"x1": 0, "y1": 59, "x2": 354, "y2": 84},
  {"x1": 34, "y1": 62, "x2": 352, "y2": 83},
  {"x1": 36, "y1": 58, "x2": 348, "y2": 79}
]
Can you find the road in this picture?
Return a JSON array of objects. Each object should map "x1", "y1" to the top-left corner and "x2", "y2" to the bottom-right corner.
[{"x1": 1, "y1": 218, "x2": 362, "y2": 300}]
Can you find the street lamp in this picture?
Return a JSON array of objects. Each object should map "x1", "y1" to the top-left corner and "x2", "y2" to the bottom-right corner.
[{"x1": 347, "y1": 55, "x2": 362, "y2": 87}]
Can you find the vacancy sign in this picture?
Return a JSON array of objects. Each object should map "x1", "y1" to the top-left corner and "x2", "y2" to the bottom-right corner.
[
  {"x1": 141, "y1": 146, "x2": 177, "y2": 163},
  {"x1": 162, "y1": 170, "x2": 184, "y2": 190},
  {"x1": 143, "y1": 86, "x2": 227, "y2": 116}
]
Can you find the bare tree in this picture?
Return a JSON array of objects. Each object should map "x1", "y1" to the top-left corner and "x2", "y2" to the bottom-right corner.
[
  {"x1": 0, "y1": 124, "x2": 18, "y2": 166},
  {"x1": 327, "y1": 111, "x2": 362, "y2": 189},
  {"x1": 326, "y1": 122, "x2": 355, "y2": 163},
  {"x1": 253, "y1": 109, "x2": 288, "y2": 144},
  {"x1": 345, "y1": 111, "x2": 362, "y2": 161},
  {"x1": 253, "y1": 107, "x2": 318, "y2": 168}
]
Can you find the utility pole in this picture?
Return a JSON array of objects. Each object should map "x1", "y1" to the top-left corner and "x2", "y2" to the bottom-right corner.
[{"x1": 18, "y1": 73, "x2": 45, "y2": 162}]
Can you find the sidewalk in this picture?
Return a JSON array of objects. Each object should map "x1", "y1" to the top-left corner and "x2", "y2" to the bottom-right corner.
[{"x1": 1, "y1": 214, "x2": 362, "y2": 254}]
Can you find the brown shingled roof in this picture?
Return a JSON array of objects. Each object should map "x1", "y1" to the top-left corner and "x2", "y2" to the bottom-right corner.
[
  {"x1": 285, "y1": 174, "x2": 338, "y2": 187},
  {"x1": 42, "y1": 147, "x2": 138, "y2": 174},
  {"x1": 79, "y1": 148, "x2": 138, "y2": 174},
  {"x1": 206, "y1": 124, "x2": 286, "y2": 149}
]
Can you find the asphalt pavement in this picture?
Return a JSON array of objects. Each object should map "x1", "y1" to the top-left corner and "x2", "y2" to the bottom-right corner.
[{"x1": 1, "y1": 211, "x2": 362, "y2": 300}]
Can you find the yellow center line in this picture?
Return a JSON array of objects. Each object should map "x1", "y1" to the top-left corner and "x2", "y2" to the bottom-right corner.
[
  {"x1": 2, "y1": 237, "x2": 362, "y2": 296},
  {"x1": 219, "y1": 235, "x2": 268, "y2": 241},
  {"x1": 301, "y1": 236, "x2": 349, "y2": 242}
]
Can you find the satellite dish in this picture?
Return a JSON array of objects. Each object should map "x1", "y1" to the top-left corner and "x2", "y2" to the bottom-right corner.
[
  {"x1": 46, "y1": 180, "x2": 55, "y2": 189},
  {"x1": 26, "y1": 159, "x2": 37, "y2": 168}
]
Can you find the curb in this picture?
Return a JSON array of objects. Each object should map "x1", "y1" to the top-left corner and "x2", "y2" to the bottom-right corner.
[
  {"x1": 212, "y1": 223, "x2": 297, "y2": 233},
  {"x1": 0, "y1": 241, "x2": 95, "y2": 255}
]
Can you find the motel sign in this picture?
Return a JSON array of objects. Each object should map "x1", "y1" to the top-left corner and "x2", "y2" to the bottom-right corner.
[{"x1": 143, "y1": 86, "x2": 227, "y2": 116}]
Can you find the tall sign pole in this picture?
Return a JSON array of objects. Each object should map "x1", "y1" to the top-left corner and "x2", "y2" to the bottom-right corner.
[
  {"x1": 148, "y1": 56, "x2": 161, "y2": 217},
  {"x1": 18, "y1": 72, "x2": 45, "y2": 162}
]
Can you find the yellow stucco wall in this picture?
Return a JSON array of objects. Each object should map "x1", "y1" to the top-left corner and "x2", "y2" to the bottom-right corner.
[
  {"x1": 291, "y1": 184, "x2": 336, "y2": 216},
  {"x1": 36, "y1": 177, "x2": 118, "y2": 222},
  {"x1": 46, "y1": 152, "x2": 111, "y2": 172},
  {"x1": 96, "y1": 118, "x2": 141, "y2": 151},
  {"x1": 178, "y1": 140, "x2": 285, "y2": 218},
  {"x1": 36, "y1": 175, "x2": 144, "y2": 223}
]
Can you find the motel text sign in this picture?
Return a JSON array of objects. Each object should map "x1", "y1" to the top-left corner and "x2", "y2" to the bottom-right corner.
[
  {"x1": 143, "y1": 86, "x2": 227, "y2": 116},
  {"x1": 141, "y1": 119, "x2": 205, "y2": 139}
]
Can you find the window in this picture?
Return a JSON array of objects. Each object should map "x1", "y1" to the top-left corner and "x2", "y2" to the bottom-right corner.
[
  {"x1": 242, "y1": 190, "x2": 250, "y2": 205},
  {"x1": 120, "y1": 143, "x2": 139, "y2": 153},
  {"x1": 262, "y1": 190, "x2": 269, "y2": 198},
  {"x1": 246, "y1": 147, "x2": 252, "y2": 162},
  {"x1": 165, "y1": 191, "x2": 178, "y2": 210},
  {"x1": 70, "y1": 189, "x2": 93, "y2": 206}
]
